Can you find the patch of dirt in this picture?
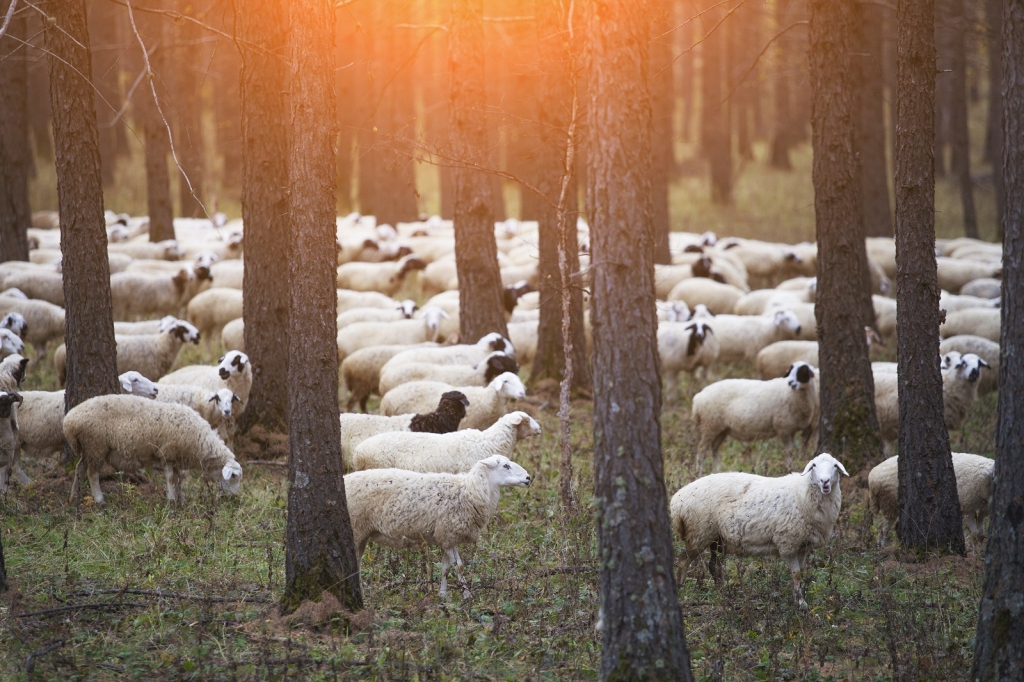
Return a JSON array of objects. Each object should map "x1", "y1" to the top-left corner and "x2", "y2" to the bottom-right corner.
[
  {"x1": 235, "y1": 425, "x2": 289, "y2": 461},
  {"x1": 879, "y1": 548, "x2": 983, "y2": 580},
  {"x1": 255, "y1": 592, "x2": 374, "y2": 634}
]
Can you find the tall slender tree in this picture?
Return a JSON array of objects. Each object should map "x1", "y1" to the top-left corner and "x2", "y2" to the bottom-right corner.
[
  {"x1": 42, "y1": 0, "x2": 120, "y2": 420},
  {"x1": 281, "y1": 0, "x2": 363, "y2": 611},
  {"x1": 137, "y1": 0, "x2": 174, "y2": 243},
  {"x1": 585, "y1": 0, "x2": 693, "y2": 678},
  {"x1": 449, "y1": 0, "x2": 508, "y2": 342},
  {"x1": 853, "y1": 0, "x2": 893, "y2": 237},
  {"x1": 0, "y1": 0, "x2": 31, "y2": 262},
  {"x1": 649, "y1": 0, "x2": 674, "y2": 263},
  {"x1": 971, "y1": 1, "x2": 1024, "y2": 674},
  {"x1": 939, "y1": 0, "x2": 978, "y2": 238},
  {"x1": 174, "y1": 0, "x2": 206, "y2": 218},
  {"x1": 984, "y1": 0, "x2": 1005, "y2": 229},
  {"x1": 88, "y1": 1, "x2": 126, "y2": 188},
  {"x1": 701, "y1": 4, "x2": 731, "y2": 203},
  {"x1": 894, "y1": 0, "x2": 964, "y2": 555},
  {"x1": 236, "y1": 0, "x2": 291, "y2": 434}
]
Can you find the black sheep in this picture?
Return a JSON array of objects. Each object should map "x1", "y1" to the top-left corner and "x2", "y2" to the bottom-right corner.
[{"x1": 409, "y1": 390, "x2": 470, "y2": 434}]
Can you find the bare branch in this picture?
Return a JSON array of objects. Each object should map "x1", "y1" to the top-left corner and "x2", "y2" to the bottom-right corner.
[
  {"x1": 0, "y1": 0, "x2": 17, "y2": 41},
  {"x1": 658, "y1": 0, "x2": 751, "y2": 77},
  {"x1": 716, "y1": 21, "x2": 809, "y2": 111}
]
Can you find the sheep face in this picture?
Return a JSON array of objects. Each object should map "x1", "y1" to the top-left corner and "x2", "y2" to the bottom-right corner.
[
  {"x1": 2, "y1": 355, "x2": 28, "y2": 387},
  {"x1": 193, "y1": 252, "x2": 219, "y2": 280},
  {"x1": 440, "y1": 390, "x2": 470, "y2": 407},
  {"x1": 483, "y1": 352, "x2": 520, "y2": 383},
  {"x1": 207, "y1": 388, "x2": 241, "y2": 419},
  {"x1": 950, "y1": 353, "x2": 990, "y2": 383},
  {"x1": 773, "y1": 309, "x2": 802, "y2": 336},
  {"x1": 397, "y1": 299, "x2": 419, "y2": 318},
  {"x1": 684, "y1": 321, "x2": 713, "y2": 357},
  {"x1": 490, "y1": 372, "x2": 526, "y2": 400},
  {"x1": 119, "y1": 371, "x2": 159, "y2": 398},
  {"x1": 507, "y1": 412, "x2": 542, "y2": 439},
  {"x1": 160, "y1": 240, "x2": 185, "y2": 260},
  {"x1": 785, "y1": 362, "x2": 816, "y2": 390},
  {"x1": 0, "y1": 329, "x2": 25, "y2": 357},
  {"x1": 479, "y1": 454, "x2": 532, "y2": 487},
  {"x1": 480, "y1": 332, "x2": 515, "y2": 357},
  {"x1": 397, "y1": 255, "x2": 428, "y2": 279},
  {"x1": 0, "y1": 312, "x2": 27, "y2": 338},
  {"x1": 158, "y1": 315, "x2": 179, "y2": 333},
  {"x1": 217, "y1": 351, "x2": 250, "y2": 380},
  {"x1": 0, "y1": 391, "x2": 23, "y2": 419},
  {"x1": 170, "y1": 321, "x2": 202, "y2": 344},
  {"x1": 217, "y1": 460, "x2": 243, "y2": 495},
  {"x1": 419, "y1": 306, "x2": 449, "y2": 335},
  {"x1": 801, "y1": 453, "x2": 849, "y2": 496}
]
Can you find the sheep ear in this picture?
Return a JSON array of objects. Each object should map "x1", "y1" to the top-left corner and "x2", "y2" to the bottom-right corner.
[
  {"x1": 800, "y1": 461, "x2": 816, "y2": 476},
  {"x1": 979, "y1": 358, "x2": 991, "y2": 368},
  {"x1": 836, "y1": 462, "x2": 850, "y2": 477},
  {"x1": 479, "y1": 455, "x2": 502, "y2": 468},
  {"x1": 121, "y1": 377, "x2": 132, "y2": 393},
  {"x1": 232, "y1": 394, "x2": 242, "y2": 404},
  {"x1": 208, "y1": 394, "x2": 220, "y2": 403},
  {"x1": 222, "y1": 462, "x2": 241, "y2": 480}
]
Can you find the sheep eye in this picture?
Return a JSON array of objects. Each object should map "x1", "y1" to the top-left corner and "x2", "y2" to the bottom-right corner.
[{"x1": 503, "y1": 464, "x2": 510, "y2": 469}]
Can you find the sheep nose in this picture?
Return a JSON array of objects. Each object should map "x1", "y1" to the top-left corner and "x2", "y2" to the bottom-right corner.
[{"x1": 525, "y1": 476, "x2": 532, "y2": 486}]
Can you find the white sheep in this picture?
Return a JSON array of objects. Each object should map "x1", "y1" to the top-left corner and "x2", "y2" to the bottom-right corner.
[
  {"x1": 156, "y1": 385, "x2": 241, "y2": 445},
  {"x1": 108, "y1": 238, "x2": 184, "y2": 261},
  {"x1": 0, "y1": 354, "x2": 28, "y2": 391},
  {"x1": 0, "y1": 270, "x2": 65, "y2": 307},
  {"x1": 0, "y1": 329, "x2": 25, "y2": 360},
  {"x1": 868, "y1": 452, "x2": 993, "y2": 553},
  {"x1": 113, "y1": 315, "x2": 179, "y2": 336},
  {"x1": 336, "y1": 307, "x2": 448, "y2": 363},
  {"x1": 221, "y1": 317, "x2": 245, "y2": 352},
  {"x1": 939, "y1": 291, "x2": 999, "y2": 314},
  {"x1": 700, "y1": 309, "x2": 802, "y2": 363},
  {"x1": 159, "y1": 350, "x2": 253, "y2": 407},
  {"x1": 383, "y1": 332, "x2": 516, "y2": 370},
  {"x1": 667, "y1": 278, "x2": 746, "y2": 315},
  {"x1": 341, "y1": 342, "x2": 439, "y2": 412},
  {"x1": 505, "y1": 321, "x2": 538, "y2": 365},
  {"x1": 0, "y1": 391, "x2": 24, "y2": 491},
  {"x1": 0, "y1": 312, "x2": 27, "y2": 339},
  {"x1": 960, "y1": 278, "x2": 1001, "y2": 299},
  {"x1": 186, "y1": 287, "x2": 244, "y2": 337},
  {"x1": 109, "y1": 269, "x2": 194, "y2": 321},
  {"x1": 692, "y1": 361, "x2": 818, "y2": 471},
  {"x1": 378, "y1": 351, "x2": 519, "y2": 396},
  {"x1": 344, "y1": 454, "x2": 532, "y2": 598},
  {"x1": 656, "y1": 301, "x2": 691, "y2": 322},
  {"x1": 940, "y1": 308, "x2": 1000, "y2": 343},
  {"x1": 65, "y1": 395, "x2": 242, "y2": 505},
  {"x1": 352, "y1": 411, "x2": 540, "y2": 474},
  {"x1": 337, "y1": 300, "x2": 418, "y2": 328},
  {"x1": 0, "y1": 295, "x2": 65, "y2": 356},
  {"x1": 755, "y1": 327, "x2": 883, "y2": 380},
  {"x1": 939, "y1": 335, "x2": 999, "y2": 395},
  {"x1": 336, "y1": 289, "x2": 405, "y2": 314},
  {"x1": 935, "y1": 257, "x2": 1000, "y2": 293},
  {"x1": 670, "y1": 452, "x2": 848, "y2": 607},
  {"x1": 335, "y1": 254, "x2": 428, "y2": 297},
  {"x1": 658, "y1": 319, "x2": 719, "y2": 397},
  {"x1": 380, "y1": 373, "x2": 527, "y2": 430}
]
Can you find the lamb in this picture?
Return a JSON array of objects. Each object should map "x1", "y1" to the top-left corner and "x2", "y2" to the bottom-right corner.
[
  {"x1": 0, "y1": 329, "x2": 25, "y2": 360},
  {"x1": 670, "y1": 452, "x2": 848, "y2": 607},
  {"x1": 380, "y1": 372, "x2": 527, "y2": 430},
  {"x1": 341, "y1": 342, "x2": 440, "y2": 412},
  {"x1": 352, "y1": 410, "x2": 540, "y2": 475},
  {"x1": 156, "y1": 385, "x2": 241, "y2": 445},
  {"x1": 186, "y1": 287, "x2": 244, "y2": 337},
  {"x1": 113, "y1": 315, "x2": 179, "y2": 336},
  {"x1": 378, "y1": 351, "x2": 519, "y2": 396},
  {"x1": 667, "y1": 278, "x2": 746, "y2": 315},
  {"x1": 868, "y1": 453, "x2": 993, "y2": 553},
  {"x1": 755, "y1": 327, "x2": 883, "y2": 380},
  {"x1": 336, "y1": 306, "x2": 448, "y2": 363},
  {"x1": 0, "y1": 295, "x2": 65, "y2": 356},
  {"x1": 940, "y1": 335, "x2": 999, "y2": 395},
  {"x1": 0, "y1": 312, "x2": 27, "y2": 339},
  {"x1": 159, "y1": 350, "x2": 253, "y2": 407},
  {"x1": 0, "y1": 391, "x2": 24, "y2": 491},
  {"x1": 699, "y1": 309, "x2": 802, "y2": 363},
  {"x1": 691, "y1": 361, "x2": 819, "y2": 472},
  {"x1": 335, "y1": 254, "x2": 428, "y2": 297},
  {"x1": 65, "y1": 395, "x2": 243, "y2": 505},
  {"x1": 339, "y1": 391, "x2": 470, "y2": 465},
  {"x1": 383, "y1": 332, "x2": 516, "y2": 370},
  {"x1": 940, "y1": 308, "x2": 1000, "y2": 343},
  {"x1": 343, "y1": 454, "x2": 532, "y2": 598},
  {"x1": 109, "y1": 270, "x2": 193, "y2": 321},
  {"x1": 658, "y1": 320, "x2": 719, "y2": 398}
]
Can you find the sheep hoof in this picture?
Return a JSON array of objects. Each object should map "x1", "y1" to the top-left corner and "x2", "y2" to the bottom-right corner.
[{"x1": 462, "y1": 588, "x2": 472, "y2": 600}]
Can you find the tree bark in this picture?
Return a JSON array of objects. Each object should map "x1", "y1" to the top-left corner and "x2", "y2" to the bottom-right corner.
[
  {"x1": 853, "y1": 0, "x2": 893, "y2": 238},
  {"x1": 529, "y1": 0, "x2": 590, "y2": 392},
  {"x1": 701, "y1": 7, "x2": 732, "y2": 204},
  {"x1": 940, "y1": 0, "x2": 978, "y2": 238},
  {"x1": 894, "y1": 0, "x2": 964, "y2": 555},
  {"x1": 88, "y1": 1, "x2": 125, "y2": 188},
  {"x1": 137, "y1": 1, "x2": 174, "y2": 243},
  {"x1": 585, "y1": 1, "x2": 694, "y2": 678},
  {"x1": 0, "y1": 0, "x2": 31, "y2": 262},
  {"x1": 449, "y1": 0, "x2": 508, "y2": 343},
  {"x1": 236, "y1": 0, "x2": 291, "y2": 434},
  {"x1": 971, "y1": 4, "x2": 1024, "y2": 673},
  {"x1": 650, "y1": 0, "x2": 674, "y2": 264},
  {"x1": 282, "y1": 0, "x2": 363, "y2": 611},
  {"x1": 43, "y1": 0, "x2": 121, "y2": 414},
  {"x1": 809, "y1": 0, "x2": 883, "y2": 470},
  {"x1": 174, "y1": 0, "x2": 206, "y2": 218},
  {"x1": 984, "y1": 0, "x2": 1004, "y2": 231}
]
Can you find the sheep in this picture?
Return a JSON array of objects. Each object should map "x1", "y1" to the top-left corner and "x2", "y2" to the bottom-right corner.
[
  {"x1": 380, "y1": 373, "x2": 527, "y2": 430},
  {"x1": 0, "y1": 391, "x2": 24, "y2": 491},
  {"x1": 700, "y1": 309, "x2": 803, "y2": 363},
  {"x1": 343, "y1": 454, "x2": 532, "y2": 598},
  {"x1": 0, "y1": 312, "x2": 27, "y2": 339},
  {"x1": 159, "y1": 350, "x2": 253, "y2": 407},
  {"x1": 0, "y1": 295, "x2": 65, "y2": 355},
  {"x1": 670, "y1": 452, "x2": 848, "y2": 607},
  {"x1": 113, "y1": 315, "x2": 179, "y2": 336},
  {"x1": 341, "y1": 342, "x2": 440, "y2": 412},
  {"x1": 337, "y1": 300, "x2": 418, "y2": 328},
  {"x1": 939, "y1": 335, "x2": 999, "y2": 395},
  {"x1": 935, "y1": 257, "x2": 1000, "y2": 293},
  {"x1": 353, "y1": 409, "x2": 540, "y2": 478},
  {"x1": 209, "y1": 259, "x2": 244, "y2": 289},
  {"x1": 868, "y1": 453, "x2": 993, "y2": 553},
  {"x1": 0, "y1": 354, "x2": 28, "y2": 391},
  {"x1": 505, "y1": 321, "x2": 538, "y2": 365},
  {"x1": 156, "y1": 385, "x2": 241, "y2": 445},
  {"x1": 339, "y1": 391, "x2": 470, "y2": 465},
  {"x1": 0, "y1": 329, "x2": 25, "y2": 360},
  {"x1": 383, "y1": 332, "x2": 516, "y2": 370},
  {"x1": 221, "y1": 317, "x2": 244, "y2": 352},
  {"x1": 336, "y1": 289, "x2": 406, "y2": 314},
  {"x1": 939, "y1": 291, "x2": 999, "y2": 314},
  {"x1": 186, "y1": 287, "x2": 244, "y2": 337},
  {"x1": 691, "y1": 361, "x2": 818, "y2": 472},
  {"x1": 378, "y1": 351, "x2": 519, "y2": 396},
  {"x1": 0, "y1": 289, "x2": 27, "y2": 300},
  {"x1": 755, "y1": 327, "x2": 883, "y2": 380},
  {"x1": 0, "y1": 270, "x2": 65, "y2": 307},
  {"x1": 940, "y1": 308, "x2": 1000, "y2": 343},
  {"x1": 712, "y1": 239, "x2": 811, "y2": 286},
  {"x1": 109, "y1": 270, "x2": 193, "y2": 321},
  {"x1": 182, "y1": 232, "x2": 243, "y2": 261},
  {"x1": 960, "y1": 278, "x2": 1001, "y2": 299},
  {"x1": 658, "y1": 320, "x2": 719, "y2": 398},
  {"x1": 667, "y1": 278, "x2": 746, "y2": 315},
  {"x1": 656, "y1": 301, "x2": 691, "y2": 322},
  {"x1": 654, "y1": 258, "x2": 732, "y2": 299},
  {"x1": 107, "y1": 239, "x2": 184, "y2": 262},
  {"x1": 336, "y1": 306, "x2": 448, "y2": 363},
  {"x1": 335, "y1": 254, "x2": 428, "y2": 297},
  {"x1": 65, "y1": 395, "x2": 242, "y2": 505}
]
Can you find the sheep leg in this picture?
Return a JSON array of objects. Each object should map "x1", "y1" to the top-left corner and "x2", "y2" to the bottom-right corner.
[
  {"x1": 876, "y1": 516, "x2": 890, "y2": 549},
  {"x1": 709, "y1": 431, "x2": 729, "y2": 473},
  {"x1": 14, "y1": 463, "x2": 31, "y2": 487},
  {"x1": 781, "y1": 435, "x2": 795, "y2": 470},
  {"x1": 785, "y1": 554, "x2": 807, "y2": 609},
  {"x1": 665, "y1": 372, "x2": 679, "y2": 402},
  {"x1": 452, "y1": 549, "x2": 472, "y2": 599},
  {"x1": 964, "y1": 514, "x2": 984, "y2": 556},
  {"x1": 439, "y1": 549, "x2": 451, "y2": 599},
  {"x1": 0, "y1": 465, "x2": 9, "y2": 493},
  {"x1": 88, "y1": 467, "x2": 104, "y2": 506},
  {"x1": 708, "y1": 542, "x2": 724, "y2": 586}
]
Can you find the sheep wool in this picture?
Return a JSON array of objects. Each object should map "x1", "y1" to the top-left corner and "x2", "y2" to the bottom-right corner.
[
  {"x1": 409, "y1": 391, "x2": 470, "y2": 434},
  {"x1": 377, "y1": 351, "x2": 519, "y2": 396},
  {"x1": 657, "y1": 320, "x2": 719, "y2": 397},
  {"x1": 0, "y1": 391, "x2": 24, "y2": 491},
  {"x1": 159, "y1": 350, "x2": 253, "y2": 407},
  {"x1": 342, "y1": 342, "x2": 440, "y2": 412},
  {"x1": 702, "y1": 309, "x2": 803, "y2": 362},
  {"x1": 380, "y1": 372, "x2": 527, "y2": 430}
]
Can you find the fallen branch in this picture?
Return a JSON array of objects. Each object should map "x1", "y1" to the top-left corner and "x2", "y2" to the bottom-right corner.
[
  {"x1": 79, "y1": 588, "x2": 271, "y2": 603},
  {"x1": 18, "y1": 602, "x2": 148, "y2": 618},
  {"x1": 25, "y1": 640, "x2": 63, "y2": 674},
  {"x1": 245, "y1": 460, "x2": 289, "y2": 467}
]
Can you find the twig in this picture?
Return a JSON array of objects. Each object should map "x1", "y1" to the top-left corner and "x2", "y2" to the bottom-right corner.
[
  {"x1": 79, "y1": 588, "x2": 271, "y2": 603},
  {"x1": 18, "y1": 602, "x2": 148, "y2": 618},
  {"x1": 245, "y1": 460, "x2": 288, "y2": 467},
  {"x1": 104, "y1": 44, "x2": 157, "y2": 128},
  {"x1": 659, "y1": 0, "x2": 751, "y2": 77},
  {"x1": 716, "y1": 21, "x2": 808, "y2": 111},
  {"x1": 25, "y1": 640, "x2": 63, "y2": 674},
  {"x1": 0, "y1": 0, "x2": 17, "y2": 41}
]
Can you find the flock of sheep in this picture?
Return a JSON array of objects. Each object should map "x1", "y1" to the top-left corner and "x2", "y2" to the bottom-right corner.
[{"x1": 0, "y1": 208, "x2": 1003, "y2": 605}]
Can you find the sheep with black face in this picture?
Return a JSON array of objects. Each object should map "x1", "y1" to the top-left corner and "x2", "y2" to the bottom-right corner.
[{"x1": 658, "y1": 319, "x2": 720, "y2": 398}]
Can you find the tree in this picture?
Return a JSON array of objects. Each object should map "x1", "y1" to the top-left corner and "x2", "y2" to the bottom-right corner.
[
  {"x1": 971, "y1": 1, "x2": 1024, "y2": 674},
  {"x1": 938, "y1": 0, "x2": 978, "y2": 238},
  {"x1": 236, "y1": 0, "x2": 291, "y2": 434},
  {"x1": 649, "y1": 0, "x2": 674, "y2": 264},
  {"x1": 893, "y1": 0, "x2": 964, "y2": 555},
  {"x1": 853, "y1": 0, "x2": 893, "y2": 238},
  {"x1": 42, "y1": 0, "x2": 121, "y2": 418},
  {"x1": 701, "y1": 4, "x2": 732, "y2": 204},
  {"x1": 808, "y1": 0, "x2": 883, "y2": 471},
  {"x1": 449, "y1": 0, "x2": 508, "y2": 343},
  {"x1": 281, "y1": 0, "x2": 363, "y2": 611},
  {"x1": 770, "y1": 0, "x2": 800, "y2": 170},
  {"x1": 983, "y1": 0, "x2": 1005, "y2": 230},
  {"x1": 585, "y1": 0, "x2": 694, "y2": 678},
  {"x1": 173, "y1": 0, "x2": 206, "y2": 218},
  {"x1": 0, "y1": 0, "x2": 31, "y2": 263},
  {"x1": 137, "y1": 0, "x2": 174, "y2": 243},
  {"x1": 88, "y1": 1, "x2": 126, "y2": 187},
  {"x1": 529, "y1": 0, "x2": 589, "y2": 393}
]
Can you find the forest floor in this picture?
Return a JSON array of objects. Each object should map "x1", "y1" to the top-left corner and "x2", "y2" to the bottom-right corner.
[{"x1": 0, "y1": 336, "x2": 996, "y2": 681}]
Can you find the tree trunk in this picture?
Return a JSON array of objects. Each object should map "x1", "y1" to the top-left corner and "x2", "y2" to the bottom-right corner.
[
  {"x1": 650, "y1": 0, "x2": 674, "y2": 264},
  {"x1": 585, "y1": 1, "x2": 694, "y2": 678},
  {"x1": 770, "y1": 0, "x2": 795, "y2": 170},
  {"x1": 0, "y1": 0, "x2": 31, "y2": 262},
  {"x1": 216, "y1": 39, "x2": 243, "y2": 202},
  {"x1": 809, "y1": 0, "x2": 883, "y2": 471},
  {"x1": 335, "y1": 18, "x2": 356, "y2": 214},
  {"x1": 88, "y1": 1, "x2": 124, "y2": 188},
  {"x1": 701, "y1": 9, "x2": 732, "y2": 204},
  {"x1": 853, "y1": 0, "x2": 893, "y2": 238},
  {"x1": 449, "y1": 0, "x2": 508, "y2": 342},
  {"x1": 894, "y1": 0, "x2": 965, "y2": 555},
  {"x1": 971, "y1": 5, "x2": 1024, "y2": 673},
  {"x1": 43, "y1": 0, "x2": 121, "y2": 414},
  {"x1": 137, "y1": 2, "x2": 174, "y2": 243},
  {"x1": 529, "y1": 0, "x2": 590, "y2": 392},
  {"x1": 237, "y1": 0, "x2": 291, "y2": 435},
  {"x1": 174, "y1": 0, "x2": 206, "y2": 218},
  {"x1": 282, "y1": 0, "x2": 363, "y2": 612},
  {"x1": 984, "y1": 0, "x2": 1004, "y2": 231},
  {"x1": 677, "y1": 0, "x2": 696, "y2": 144},
  {"x1": 941, "y1": 0, "x2": 978, "y2": 238}
]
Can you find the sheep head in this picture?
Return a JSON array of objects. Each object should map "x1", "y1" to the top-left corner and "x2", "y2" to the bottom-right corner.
[
  {"x1": 218, "y1": 459, "x2": 243, "y2": 495},
  {"x1": 119, "y1": 371, "x2": 159, "y2": 398},
  {"x1": 217, "y1": 351, "x2": 250, "y2": 380},
  {"x1": 477, "y1": 454, "x2": 531, "y2": 487},
  {"x1": 0, "y1": 312, "x2": 27, "y2": 338},
  {"x1": 479, "y1": 332, "x2": 515, "y2": 357},
  {"x1": 504, "y1": 411, "x2": 541, "y2": 440},
  {"x1": 440, "y1": 390, "x2": 470, "y2": 407},
  {"x1": 0, "y1": 329, "x2": 25, "y2": 357},
  {"x1": 170, "y1": 321, "x2": 202, "y2": 345},
  {"x1": 0, "y1": 391, "x2": 23, "y2": 419},
  {"x1": 207, "y1": 388, "x2": 240, "y2": 419},
  {"x1": 684, "y1": 321, "x2": 713, "y2": 357},
  {"x1": 397, "y1": 299, "x2": 419, "y2": 318},
  {"x1": 773, "y1": 309, "x2": 802, "y2": 336},
  {"x1": 950, "y1": 352, "x2": 990, "y2": 383},
  {"x1": 482, "y1": 352, "x2": 520, "y2": 383},
  {"x1": 801, "y1": 453, "x2": 848, "y2": 496},
  {"x1": 785, "y1": 362, "x2": 816, "y2": 390},
  {"x1": 397, "y1": 255, "x2": 428, "y2": 279},
  {"x1": 489, "y1": 372, "x2": 526, "y2": 400}
]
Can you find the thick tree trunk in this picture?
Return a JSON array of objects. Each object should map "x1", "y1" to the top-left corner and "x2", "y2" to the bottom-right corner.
[
  {"x1": 449, "y1": 0, "x2": 508, "y2": 342},
  {"x1": 137, "y1": 2, "x2": 174, "y2": 243},
  {"x1": 650, "y1": 0, "x2": 674, "y2": 264},
  {"x1": 216, "y1": 42, "x2": 243, "y2": 200},
  {"x1": 972, "y1": 5, "x2": 1024, "y2": 673},
  {"x1": 529, "y1": 0, "x2": 590, "y2": 392},
  {"x1": 237, "y1": 0, "x2": 290, "y2": 435},
  {"x1": 0, "y1": 0, "x2": 31, "y2": 262},
  {"x1": 984, "y1": 0, "x2": 1004, "y2": 230},
  {"x1": 894, "y1": 0, "x2": 965, "y2": 554},
  {"x1": 174, "y1": 0, "x2": 206, "y2": 218},
  {"x1": 701, "y1": 11, "x2": 732, "y2": 204},
  {"x1": 282, "y1": 0, "x2": 363, "y2": 611},
  {"x1": 853, "y1": 1, "x2": 893, "y2": 238},
  {"x1": 585, "y1": 1, "x2": 693, "y2": 679},
  {"x1": 942, "y1": 0, "x2": 978, "y2": 238},
  {"x1": 809, "y1": 0, "x2": 883, "y2": 470},
  {"x1": 336, "y1": 19, "x2": 356, "y2": 214},
  {"x1": 43, "y1": 0, "x2": 120, "y2": 413}
]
